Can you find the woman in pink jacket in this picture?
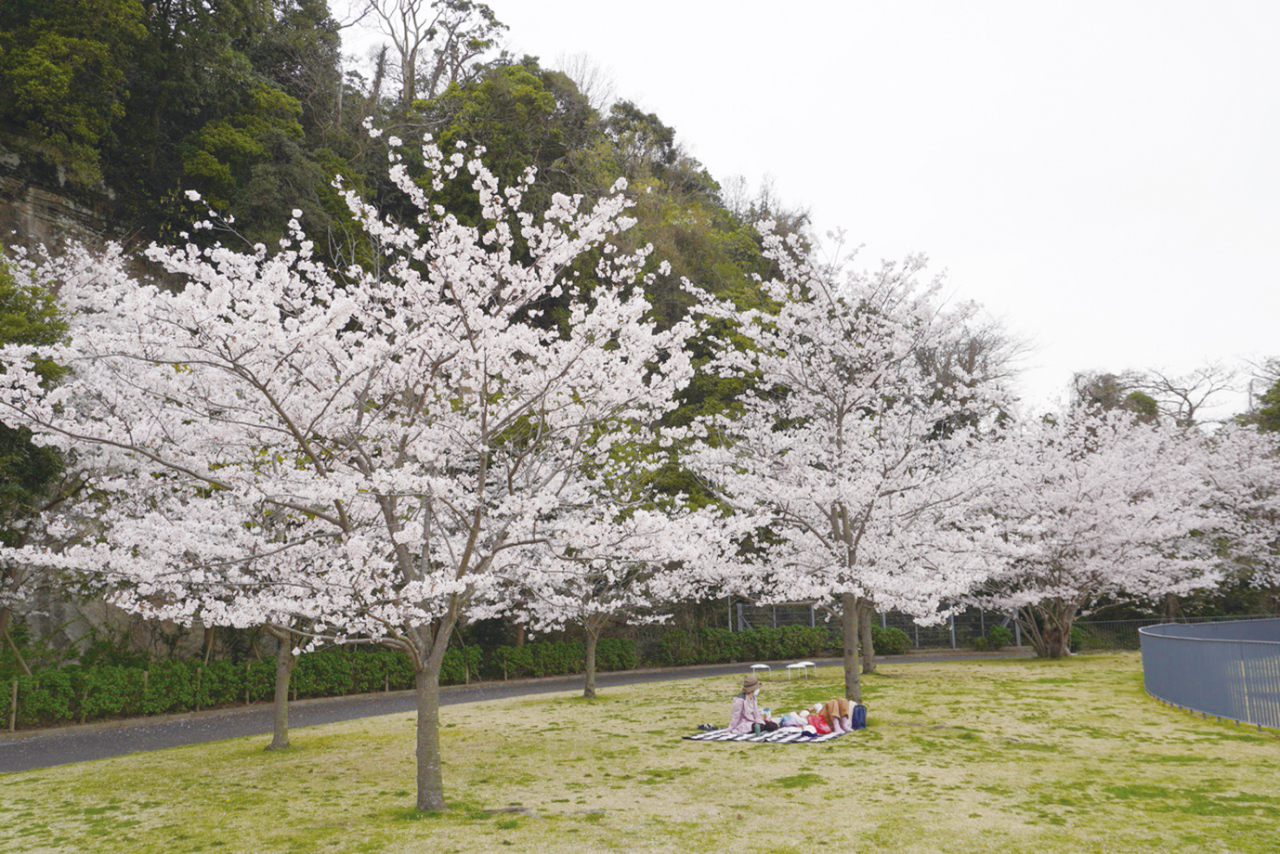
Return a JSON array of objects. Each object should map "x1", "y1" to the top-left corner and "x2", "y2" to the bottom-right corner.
[{"x1": 728, "y1": 675, "x2": 776, "y2": 734}]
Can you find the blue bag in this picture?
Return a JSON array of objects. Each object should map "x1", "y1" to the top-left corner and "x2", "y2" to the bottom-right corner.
[{"x1": 851, "y1": 703, "x2": 867, "y2": 730}]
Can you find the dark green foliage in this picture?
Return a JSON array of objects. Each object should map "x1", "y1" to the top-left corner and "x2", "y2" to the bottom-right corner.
[
  {"x1": 77, "y1": 630, "x2": 149, "y2": 669},
  {"x1": 71, "y1": 0, "x2": 360, "y2": 250},
  {"x1": 0, "y1": 0, "x2": 147, "y2": 186},
  {"x1": 653, "y1": 626, "x2": 830, "y2": 666},
  {"x1": 292, "y1": 648, "x2": 353, "y2": 698},
  {"x1": 13, "y1": 668, "x2": 74, "y2": 727},
  {"x1": 488, "y1": 637, "x2": 639, "y2": 679},
  {"x1": 439, "y1": 646, "x2": 482, "y2": 684},
  {"x1": 7, "y1": 623, "x2": 911, "y2": 728},
  {"x1": 75, "y1": 664, "x2": 146, "y2": 719},
  {"x1": 1072, "y1": 372, "x2": 1159, "y2": 423},
  {"x1": 245, "y1": 658, "x2": 276, "y2": 702},
  {"x1": 1124, "y1": 391, "x2": 1160, "y2": 423},
  {"x1": 490, "y1": 640, "x2": 585, "y2": 680},
  {"x1": 870, "y1": 625, "x2": 912, "y2": 656},
  {"x1": 691, "y1": 627, "x2": 741, "y2": 664},
  {"x1": 346, "y1": 646, "x2": 411, "y2": 694},
  {"x1": 1243, "y1": 378, "x2": 1280, "y2": 433},
  {"x1": 429, "y1": 61, "x2": 597, "y2": 204},
  {"x1": 656, "y1": 629, "x2": 700, "y2": 667},
  {"x1": 595, "y1": 638, "x2": 638, "y2": 671},
  {"x1": 195, "y1": 659, "x2": 246, "y2": 708},
  {"x1": 974, "y1": 625, "x2": 1014, "y2": 652},
  {"x1": 138, "y1": 660, "x2": 197, "y2": 715},
  {"x1": 738, "y1": 626, "x2": 829, "y2": 661},
  {"x1": 6, "y1": 647, "x2": 433, "y2": 728},
  {"x1": 0, "y1": 254, "x2": 69, "y2": 547}
]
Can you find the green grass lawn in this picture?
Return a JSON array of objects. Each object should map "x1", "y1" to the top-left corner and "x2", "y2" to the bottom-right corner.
[{"x1": 2, "y1": 652, "x2": 1278, "y2": 853}]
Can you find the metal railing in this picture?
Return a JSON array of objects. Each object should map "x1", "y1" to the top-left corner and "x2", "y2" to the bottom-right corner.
[
  {"x1": 734, "y1": 603, "x2": 1023, "y2": 648},
  {"x1": 1139, "y1": 618, "x2": 1280, "y2": 730}
]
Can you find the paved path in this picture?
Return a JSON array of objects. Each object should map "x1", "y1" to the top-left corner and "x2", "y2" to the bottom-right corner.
[{"x1": 0, "y1": 650, "x2": 1031, "y2": 774}]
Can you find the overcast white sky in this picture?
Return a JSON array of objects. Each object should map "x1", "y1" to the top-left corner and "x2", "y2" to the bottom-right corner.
[{"x1": 345, "y1": 1, "x2": 1280, "y2": 418}]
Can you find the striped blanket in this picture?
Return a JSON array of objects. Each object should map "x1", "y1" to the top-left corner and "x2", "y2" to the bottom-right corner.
[{"x1": 683, "y1": 728, "x2": 847, "y2": 744}]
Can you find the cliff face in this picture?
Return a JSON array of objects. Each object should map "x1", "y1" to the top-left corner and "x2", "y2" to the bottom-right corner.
[
  {"x1": 2, "y1": 146, "x2": 119, "y2": 654},
  {"x1": 0, "y1": 148, "x2": 109, "y2": 251}
]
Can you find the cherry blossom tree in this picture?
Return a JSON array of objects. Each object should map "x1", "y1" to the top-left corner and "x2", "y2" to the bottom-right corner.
[
  {"x1": 509, "y1": 506, "x2": 720, "y2": 699},
  {"x1": 684, "y1": 228, "x2": 1011, "y2": 701},
  {"x1": 971, "y1": 408, "x2": 1222, "y2": 658},
  {"x1": 1206, "y1": 423, "x2": 1280, "y2": 591},
  {"x1": 0, "y1": 135, "x2": 695, "y2": 810},
  {"x1": 506, "y1": 514, "x2": 668, "y2": 700},
  {"x1": 32, "y1": 472, "x2": 324, "y2": 749}
]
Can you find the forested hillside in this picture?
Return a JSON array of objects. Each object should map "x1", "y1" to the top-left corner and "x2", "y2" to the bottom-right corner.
[{"x1": 0, "y1": 0, "x2": 803, "y2": 279}]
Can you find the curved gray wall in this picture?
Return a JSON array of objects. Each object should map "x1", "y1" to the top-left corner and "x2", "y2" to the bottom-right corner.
[{"x1": 1139, "y1": 619, "x2": 1280, "y2": 729}]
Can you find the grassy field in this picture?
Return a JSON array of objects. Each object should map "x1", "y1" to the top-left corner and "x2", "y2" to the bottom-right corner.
[{"x1": 2, "y1": 652, "x2": 1278, "y2": 853}]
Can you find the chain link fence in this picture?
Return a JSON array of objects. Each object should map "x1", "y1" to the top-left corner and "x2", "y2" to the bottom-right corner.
[
  {"x1": 733, "y1": 602, "x2": 1017, "y2": 649},
  {"x1": 725, "y1": 602, "x2": 1280, "y2": 653}
]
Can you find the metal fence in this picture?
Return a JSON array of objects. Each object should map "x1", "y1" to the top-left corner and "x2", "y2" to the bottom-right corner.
[
  {"x1": 732, "y1": 603, "x2": 1280, "y2": 655},
  {"x1": 880, "y1": 608, "x2": 1018, "y2": 649},
  {"x1": 735, "y1": 603, "x2": 1021, "y2": 648},
  {"x1": 1139, "y1": 618, "x2": 1280, "y2": 730}
]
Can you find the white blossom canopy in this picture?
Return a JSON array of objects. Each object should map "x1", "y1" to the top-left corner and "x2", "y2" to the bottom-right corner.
[
  {"x1": 684, "y1": 226, "x2": 1010, "y2": 623},
  {"x1": 0, "y1": 136, "x2": 697, "y2": 658}
]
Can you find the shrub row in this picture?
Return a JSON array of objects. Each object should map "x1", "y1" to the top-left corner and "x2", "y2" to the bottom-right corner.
[
  {"x1": 973, "y1": 625, "x2": 1015, "y2": 652},
  {"x1": 489, "y1": 638, "x2": 637, "y2": 680},
  {"x1": 7, "y1": 646, "x2": 481, "y2": 729},
  {"x1": 651, "y1": 626, "x2": 832, "y2": 666},
  {"x1": 870, "y1": 625, "x2": 912, "y2": 656},
  {"x1": 7, "y1": 625, "x2": 907, "y2": 729}
]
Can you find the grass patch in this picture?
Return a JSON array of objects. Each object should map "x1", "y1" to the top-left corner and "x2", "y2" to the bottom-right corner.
[
  {"x1": 2, "y1": 653, "x2": 1278, "y2": 853},
  {"x1": 771, "y1": 773, "x2": 824, "y2": 789}
]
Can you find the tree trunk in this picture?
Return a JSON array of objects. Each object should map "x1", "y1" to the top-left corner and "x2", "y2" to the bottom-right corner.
[
  {"x1": 0, "y1": 608, "x2": 32, "y2": 677},
  {"x1": 1022, "y1": 604, "x2": 1073, "y2": 659},
  {"x1": 1041, "y1": 623, "x2": 1071, "y2": 658},
  {"x1": 583, "y1": 626, "x2": 599, "y2": 700},
  {"x1": 415, "y1": 664, "x2": 446, "y2": 811},
  {"x1": 859, "y1": 601, "x2": 876, "y2": 674},
  {"x1": 203, "y1": 625, "x2": 216, "y2": 665},
  {"x1": 267, "y1": 645, "x2": 297, "y2": 750},
  {"x1": 841, "y1": 592, "x2": 862, "y2": 701},
  {"x1": 514, "y1": 622, "x2": 526, "y2": 648}
]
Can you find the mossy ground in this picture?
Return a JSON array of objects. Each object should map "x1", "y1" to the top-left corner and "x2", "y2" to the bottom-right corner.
[{"x1": 2, "y1": 653, "x2": 1277, "y2": 853}]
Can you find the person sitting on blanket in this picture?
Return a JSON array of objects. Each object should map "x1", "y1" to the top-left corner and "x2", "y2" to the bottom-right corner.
[{"x1": 729, "y1": 675, "x2": 778, "y2": 734}]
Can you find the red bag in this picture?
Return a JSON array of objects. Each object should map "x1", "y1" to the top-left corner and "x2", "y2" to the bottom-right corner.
[{"x1": 808, "y1": 712, "x2": 832, "y2": 734}]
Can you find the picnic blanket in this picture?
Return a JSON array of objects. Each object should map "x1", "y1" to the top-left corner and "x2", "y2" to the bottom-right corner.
[{"x1": 683, "y1": 728, "x2": 847, "y2": 744}]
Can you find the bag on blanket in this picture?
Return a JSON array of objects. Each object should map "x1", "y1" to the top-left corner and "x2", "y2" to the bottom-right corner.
[{"x1": 851, "y1": 703, "x2": 867, "y2": 730}]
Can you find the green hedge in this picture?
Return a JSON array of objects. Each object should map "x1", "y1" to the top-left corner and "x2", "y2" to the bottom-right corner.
[
  {"x1": 974, "y1": 625, "x2": 1014, "y2": 652},
  {"x1": 488, "y1": 638, "x2": 639, "y2": 680},
  {"x1": 492, "y1": 640, "x2": 575, "y2": 679},
  {"x1": 652, "y1": 626, "x2": 831, "y2": 666},
  {"x1": 9, "y1": 647, "x2": 429, "y2": 729},
  {"x1": 870, "y1": 625, "x2": 912, "y2": 656},
  {"x1": 5, "y1": 624, "x2": 900, "y2": 729}
]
